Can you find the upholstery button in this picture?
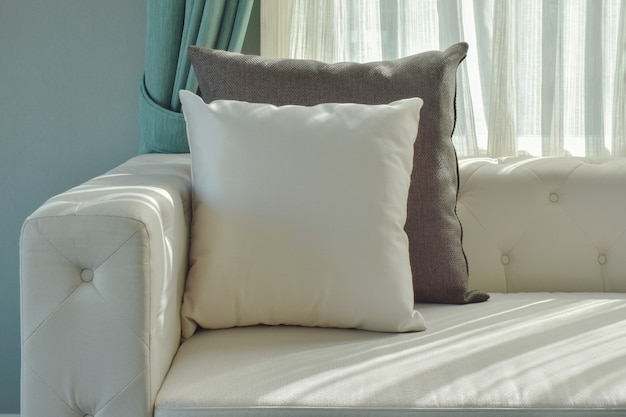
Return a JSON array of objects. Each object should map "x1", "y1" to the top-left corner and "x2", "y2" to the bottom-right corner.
[
  {"x1": 80, "y1": 269, "x2": 94, "y2": 282},
  {"x1": 501, "y1": 255, "x2": 510, "y2": 265},
  {"x1": 598, "y1": 254, "x2": 607, "y2": 265},
  {"x1": 549, "y1": 192, "x2": 559, "y2": 202}
]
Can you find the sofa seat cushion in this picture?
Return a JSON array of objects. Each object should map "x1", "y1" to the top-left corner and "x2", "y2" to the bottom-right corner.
[{"x1": 155, "y1": 293, "x2": 626, "y2": 416}]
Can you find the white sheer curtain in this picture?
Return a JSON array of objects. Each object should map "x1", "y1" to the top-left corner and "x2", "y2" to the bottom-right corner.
[{"x1": 261, "y1": 0, "x2": 626, "y2": 158}]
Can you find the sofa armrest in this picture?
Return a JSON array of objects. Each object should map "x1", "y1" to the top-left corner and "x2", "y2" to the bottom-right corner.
[{"x1": 20, "y1": 154, "x2": 192, "y2": 417}]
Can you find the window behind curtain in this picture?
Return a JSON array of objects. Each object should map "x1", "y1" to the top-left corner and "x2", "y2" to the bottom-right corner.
[{"x1": 261, "y1": 0, "x2": 626, "y2": 158}]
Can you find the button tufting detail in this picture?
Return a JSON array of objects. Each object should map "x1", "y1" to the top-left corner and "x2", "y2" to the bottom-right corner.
[
  {"x1": 80, "y1": 269, "x2": 94, "y2": 282},
  {"x1": 501, "y1": 255, "x2": 510, "y2": 265},
  {"x1": 598, "y1": 254, "x2": 607, "y2": 265},
  {"x1": 549, "y1": 192, "x2": 559, "y2": 202}
]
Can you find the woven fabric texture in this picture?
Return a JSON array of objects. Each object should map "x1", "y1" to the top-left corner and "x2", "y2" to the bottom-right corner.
[{"x1": 188, "y1": 43, "x2": 488, "y2": 304}]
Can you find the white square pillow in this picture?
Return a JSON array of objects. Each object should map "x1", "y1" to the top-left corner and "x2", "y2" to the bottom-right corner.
[{"x1": 179, "y1": 90, "x2": 426, "y2": 337}]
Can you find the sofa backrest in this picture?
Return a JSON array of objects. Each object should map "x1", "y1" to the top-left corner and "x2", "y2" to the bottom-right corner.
[{"x1": 457, "y1": 157, "x2": 626, "y2": 293}]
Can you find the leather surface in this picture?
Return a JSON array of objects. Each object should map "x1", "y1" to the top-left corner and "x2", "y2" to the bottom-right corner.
[
  {"x1": 180, "y1": 92, "x2": 425, "y2": 335},
  {"x1": 20, "y1": 154, "x2": 192, "y2": 416},
  {"x1": 156, "y1": 292, "x2": 626, "y2": 416},
  {"x1": 20, "y1": 155, "x2": 626, "y2": 415},
  {"x1": 458, "y1": 157, "x2": 626, "y2": 293}
]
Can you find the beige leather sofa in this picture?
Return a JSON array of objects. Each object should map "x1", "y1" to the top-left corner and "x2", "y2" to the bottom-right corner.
[{"x1": 20, "y1": 154, "x2": 626, "y2": 416}]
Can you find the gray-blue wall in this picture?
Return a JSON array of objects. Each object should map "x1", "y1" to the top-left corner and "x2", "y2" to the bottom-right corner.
[
  {"x1": 0, "y1": 0, "x2": 147, "y2": 412},
  {"x1": 0, "y1": 0, "x2": 259, "y2": 413}
]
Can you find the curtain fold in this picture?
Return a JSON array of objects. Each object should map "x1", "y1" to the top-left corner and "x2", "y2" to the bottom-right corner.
[
  {"x1": 262, "y1": 0, "x2": 626, "y2": 158},
  {"x1": 486, "y1": 1, "x2": 516, "y2": 156},
  {"x1": 139, "y1": 0, "x2": 254, "y2": 154},
  {"x1": 614, "y1": 0, "x2": 626, "y2": 156}
]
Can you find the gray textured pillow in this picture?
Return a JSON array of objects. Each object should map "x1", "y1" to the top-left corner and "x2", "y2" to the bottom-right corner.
[{"x1": 188, "y1": 43, "x2": 488, "y2": 304}]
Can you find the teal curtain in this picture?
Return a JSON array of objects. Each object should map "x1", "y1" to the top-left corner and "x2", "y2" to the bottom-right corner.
[{"x1": 139, "y1": 0, "x2": 254, "y2": 153}]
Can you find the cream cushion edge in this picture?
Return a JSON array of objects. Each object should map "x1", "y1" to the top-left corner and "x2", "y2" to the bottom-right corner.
[{"x1": 179, "y1": 90, "x2": 426, "y2": 337}]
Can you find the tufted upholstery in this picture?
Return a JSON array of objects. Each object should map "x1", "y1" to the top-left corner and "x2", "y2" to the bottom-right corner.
[
  {"x1": 20, "y1": 154, "x2": 192, "y2": 416},
  {"x1": 458, "y1": 157, "x2": 626, "y2": 294},
  {"x1": 20, "y1": 154, "x2": 626, "y2": 416}
]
